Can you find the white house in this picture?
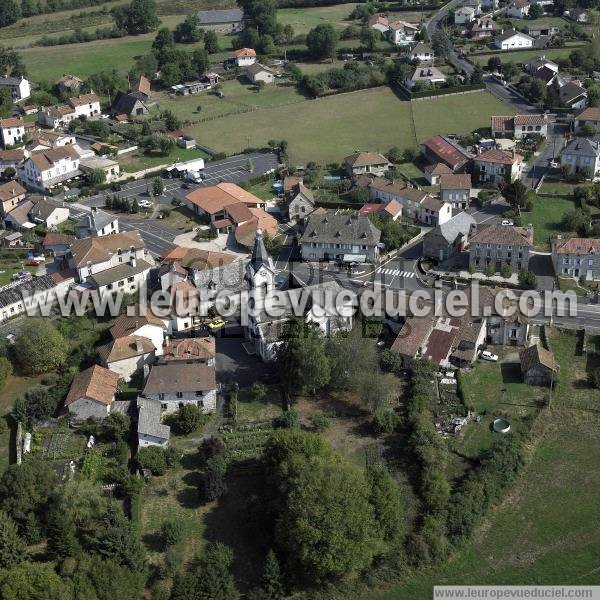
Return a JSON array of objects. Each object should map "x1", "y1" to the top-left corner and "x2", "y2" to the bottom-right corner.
[
  {"x1": 18, "y1": 146, "x2": 81, "y2": 192},
  {"x1": 0, "y1": 118, "x2": 26, "y2": 148},
  {"x1": 64, "y1": 365, "x2": 119, "y2": 420},
  {"x1": 38, "y1": 105, "x2": 77, "y2": 129},
  {"x1": 474, "y1": 148, "x2": 525, "y2": 183},
  {"x1": 409, "y1": 43, "x2": 434, "y2": 62},
  {"x1": 388, "y1": 20, "x2": 419, "y2": 44},
  {"x1": 419, "y1": 196, "x2": 452, "y2": 226},
  {"x1": 495, "y1": 30, "x2": 534, "y2": 50},
  {"x1": 368, "y1": 15, "x2": 390, "y2": 34},
  {"x1": 245, "y1": 63, "x2": 276, "y2": 84},
  {"x1": 141, "y1": 362, "x2": 218, "y2": 414},
  {"x1": 28, "y1": 197, "x2": 70, "y2": 228},
  {"x1": 404, "y1": 66, "x2": 447, "y2": 89},
  {"x1": 68, "y1": 230, "x2": 149, "y2": 281},
  {"x1": 234, "y1": 47, "x2": 257, "y2": 67},
  {"x1": 67, "y1": 92, "x2": 101, "y2": 118},
  {"x1": 109, "y1": 310, "x2": 167, "y2": 358},
  {"x1": 74, "y1": 207, "x2": 119, "y2": 238},
  {"x1": 87, "y1": 257, "x2": 153, "y2": 297},
  {"x1": 0, "y1": 76, "x2": 31, "y2": 101},
  {"x1": 507, "y1": 0, "x2": 530, "y2": 18}
]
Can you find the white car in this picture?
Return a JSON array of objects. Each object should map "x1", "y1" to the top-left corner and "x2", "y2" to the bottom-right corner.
[
  {"x1": 481, "y1": 350, "x2": 499, "y2": 362},
  {"x1": 501, "y1": 219, "x2": 513, "y2": 226},
  {"x1": 138, "y1": 200, "x2": 152, "y2": 208}
]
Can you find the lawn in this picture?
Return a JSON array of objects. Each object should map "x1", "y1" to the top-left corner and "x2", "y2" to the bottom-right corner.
[
  {"x1": 119, "y1": 146, "x2": 210, "y2": 174},
  {"x1": 365, "y1": 329, "x2": 600, "y2": 599},
  {"x1": 278, "y1": 3, "x2": 358, "y2": 35},
  {"x1": 523, "y1": 195, "x2": 576, "y2": 251},
  {"x1": 538, "y1": 179, "x2": 577, "y2": 196},
  {"x1": 0, "y1": 259, "x2": 38, "y2": 286},
  {"x1": 411, "y1": 91, "x2": 516, "y2": 140},
  {"x1": 185, "y1": 87, "x2": 513, "y2": 165},
  {"x1": 154, "y1": 80, "x2": 306, "y2": 124},
  {"x1": 470, "y1": 45, "x2": 582, "y2": 66}
]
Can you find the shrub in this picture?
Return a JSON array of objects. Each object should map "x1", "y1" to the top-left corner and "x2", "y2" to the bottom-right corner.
[
  {"x1": 372, "y1": 409, "x2": 400, "y2": 435},
  {"x1": 379, "y1": 349, "x2": 402, "y2": 374},
  {"x1": 137, "y1": 446, "x2": 168, "y2": 476},
  {"x1": 161, "y1": 518, "x2": 185, "y2": 547},
  {"x1": 310, "y1": 413, "x2": 330, "y2": 432}
]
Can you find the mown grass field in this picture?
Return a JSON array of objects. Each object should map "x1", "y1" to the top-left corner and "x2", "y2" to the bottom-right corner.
[
  {"x1": 525, "y1": 195, "x2": 576, "y2": 251},
  {"x1": 470, "y1": 45, "x2": 581, "y2": 66},
  {"x1": 185, "y1": 87, "x2": 513, "y2": 165},
  {"x1": 365, "y1": 329, "x2": 600, "y2": 599}
]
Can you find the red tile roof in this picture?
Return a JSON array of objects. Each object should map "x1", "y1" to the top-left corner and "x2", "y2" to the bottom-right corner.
[
  {"x1": 65, "y1": 364, "x2": 119, "y2": 406},
  {"x1": 475, "y1": 148, "x2": 522, "y2": 165},
  {"x1": 553, "y1": 237, "x2": 600, "y2": 254}
]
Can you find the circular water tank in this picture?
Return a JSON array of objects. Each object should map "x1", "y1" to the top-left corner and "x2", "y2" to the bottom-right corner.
[{"x1": 492, "y1": 418, "x2": 511, "y2": 433}]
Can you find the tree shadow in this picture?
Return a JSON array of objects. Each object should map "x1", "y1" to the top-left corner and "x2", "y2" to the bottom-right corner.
[
  {"x1": 500, "y1": 362, "x2": 522, "y2": 384},
  {"x1": 142, "y1": 531, "x2": 164, "y2": 553}
]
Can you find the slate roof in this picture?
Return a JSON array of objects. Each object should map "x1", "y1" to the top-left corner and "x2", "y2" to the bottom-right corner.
[
  {"x1": 65, "y1": 364, "x2": 119, "y2": 406},
  {"x1": 137, "y1": 399, "x2": 170, "y2": 441},
  {"x1": 562, "y1": 136, "x2": 600, "y2": 158},
  {"x1": 427, "y1": 211, "x2": 475, "y2": 243},
  {"x1": 88, "y1": 259, "x2": 152, "y2": 287},
  {"x1": 245, "y1": 63, "x2": 276, "y2": 76},
  {"x1": 197, "y1": 8, "x2": 244, "y2": 24},
  {"x1": 75, "y1": 208, "x2": 116, "y2": 234},
  {"x1": 410, "y1": 42, "x2": 434, "y2": 55},
  {"x1": 29, "y1": 197, "x2": 62, "y2": 221},
  {"x1": 560, "y1": 81, "x2": 588, "y2": 105},
  {"x1": 300, "y1": 212, "x2": 381, "y2": 246},
  {"x1": 470, "y1": 224, "x2": 533, "y2": 246},
  {"x1": 110, "y1": 91, "x2": 148, "y2": 116},
  {"x1": 143, "y1": 363, "x2": 217, "y2": 395},
  {"x1": 0, "y1": 274, "x2": 57, "y2": 308},
  {"x1": 520, "y1": 343, "x2": 557, "y2": 372},
  {"x1": 70, "y1": 231, "x2": 145, "y2": 267}
]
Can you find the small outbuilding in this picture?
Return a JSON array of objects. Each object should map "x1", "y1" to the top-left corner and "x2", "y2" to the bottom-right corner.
[{"x1": 519, "y1": 343, "x2": 558, "y2": 386}]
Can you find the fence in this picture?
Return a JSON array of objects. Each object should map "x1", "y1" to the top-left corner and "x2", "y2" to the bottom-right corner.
[{"x1": 394, "y1": 82, "x2": 487, "y2": 101}]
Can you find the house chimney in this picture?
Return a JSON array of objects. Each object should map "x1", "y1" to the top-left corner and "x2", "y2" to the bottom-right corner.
[
  {"x1": 131, "y1": 258, "x2": 137, "y2": 268},
  {"x1": 91, "y1": 206, "x2": 97, "y2": 214},
  {"x1": 135, "y1": 338, "x2": 143, "y2": 352}
]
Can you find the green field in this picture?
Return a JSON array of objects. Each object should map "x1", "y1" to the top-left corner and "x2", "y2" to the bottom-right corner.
[
  {"x1": 119, "y1": 146, "x2": 209, "y2": 173},
  {"x1": 185, "y1": 87, "x2": 514, "y2": 165},
  {"x1": 278, "y1": 3, "x2": 358, "y2": 35},
  {"x1": 525, "y1": 195, "x2": 576, "y2": 250},
  {"x1": 471, "y1": 45, "x2": 581, "y2": 66},
  {"x1": 366, "y1": 329, "x2": 600, "y2": 599}
]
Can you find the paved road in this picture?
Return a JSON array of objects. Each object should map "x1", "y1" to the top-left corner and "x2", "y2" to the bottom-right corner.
[
  {"x1": 521, "y1": 122, "x2": 569, "y2": 189},
  {"x1": 76, "y1": 152, "x2": 279, "y2": 209}
]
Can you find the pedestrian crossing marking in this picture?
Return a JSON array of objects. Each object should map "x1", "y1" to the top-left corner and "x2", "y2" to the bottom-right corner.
[{"x1": 377, "y1": 268, "x2": 415, "y2": 278}]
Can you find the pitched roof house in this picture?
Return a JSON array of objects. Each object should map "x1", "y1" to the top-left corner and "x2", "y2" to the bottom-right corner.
[
  {"x1": 344, "y1": 152, "x2": 391, "y2": 177},
  {"x1": 420, "y1": 135, "x2": 473, "y2": 171},
  {"x1": 552, "y1": 236, "x2": 600, "y2": 281},
  {"x1": 495, "y1": 29, "x2": 534, "y2": 50},
  {"x1": 473, "y1": 148, "x2": 524, "y2": 183},
  {"x1": 469, "y1": 223, "x2": 533, "y2": 273},
  {"x1": 65, "y1": 365, "x2": 119, "y2": 420},
  {"x1": 520, "y1": 343, "x2": 558, "y2": 386},
  {"x1": 74, "y1": 207, "x2": 119, "y2": 238},
  {"x1": 423, "y1": 211, "x2": 476, "y2": 261},
  {"x1": 0, "y1": 181, "x2": 26, "y2": 214},
  {"x1": 559, "y1": 81, "x2": 588, "y2": 110},
  {"x1": 560, "y1": 136, "x2": 600, "y2": 178}
]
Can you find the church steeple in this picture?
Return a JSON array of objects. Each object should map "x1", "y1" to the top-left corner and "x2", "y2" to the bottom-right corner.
[{"x1": 249, "y1": 228, "x2": 273, "y2": 273}]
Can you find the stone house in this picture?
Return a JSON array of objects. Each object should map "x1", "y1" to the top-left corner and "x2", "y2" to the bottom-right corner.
[
  {"x1": 245, "y1": 63, "x2": 276, "y2": 84},
  {"x1": 67, "y1": 92, "x2": 101, "y2": 118},
  {"x1": 473, "y1": 148, "x2": 524, "y2": 184},
  {"x1": 109, "y1": 310, "x2": 167, "y2": 358},
  {"x1": 141, "y1": 362, "x2": 218, "y2": 414},
  {"x1": 97, "y1": 335, "x2": 156, "y2": 382},
  {"x1": 286, "y1": 182, "x2": 315, "y2": 222},
  {"x1": 552, "y1": 236, "x2": 600, "y2": 281},
  {"x1": 520, "y1": 343, "x2": 558, "y2": 386},
  {"x1": 137, "y1": 399, "x2": 170, "y2": 448},
  {"x1": 573, "y1": 107, "x2": 600, "y2": 133},
  {"x1": 74, "y1": 207, "x2": 119, "y2": 238},
  {"x1": 560, "y1": 137, "x2": 600, "y2": 177},
  {"x1": 439, "y1": 173, "x2": 472, "y2": 209},
  {"x1": 0, "y1": 181, "x2": 26, "y2": 215},
  {"x1": 469, "y1": 223, "x2": 534, "y2": 273},
  {"x1": 422, "y1": 211, "x2": 475, "y2": 261},
  {"x1": 64, "y1": 365, "x2": 119, "y2": 420},
  {"x1": 300, "y1": 212, "x2": 381, "y2": 262},
  {"x1": 344, "y1": 152, "x2": 390, "y2": 178},
  {"x1": 196, "y1": 8, "x2": 244, "y2": 32},
  {"x1": 0, "y1": 76, "x2": 30, "y2": 101},
  {"x1": 423, "y1": 162, "x2": 452, "y2": 185}
]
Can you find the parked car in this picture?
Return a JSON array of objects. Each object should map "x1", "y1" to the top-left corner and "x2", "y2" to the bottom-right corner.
[
  {"x1": 138, "y1": 200, "x2": 152, "y2": 209},
  {"x1": 207, "y1": 318, "x2": 225, "y2": 332},
  {"x1": 501, "y1": 219, "x2": 513, "y2": 226},
  {"x1": 480, "y1": 350, "x2": 499, "y2": 362},
  {"x1": 26, "y1": 259, "x2": 40, "y2": 266}
]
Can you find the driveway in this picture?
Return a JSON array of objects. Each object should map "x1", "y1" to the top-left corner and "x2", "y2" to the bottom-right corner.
[
  {"x1": 214, "y1": 323, "x2": 276, "y2": 387},
  {"x1": 528, "y1": 253, "x2": 556, "y2": 291}
]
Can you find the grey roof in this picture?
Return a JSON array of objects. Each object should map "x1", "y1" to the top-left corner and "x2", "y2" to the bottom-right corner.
[
  {"x1": 29, "y1": 198, "x2": 61, "y2": 221},
  {"x1": 110, "y1": 91, "x2": 148, "y2": 116},
  {"x1": 0, "y1": 275, "x2": 57, "y2": 309},
  {"x1": 300, "y1": 212, "x2": 381, "y2": 246},
  {"x1": 249, "y1": 228, "x2": 272, "y2": 273},
  {"x1": 137, "y1": 399, "x2": 170, "y2": 441},
  {"x1": 75, "y1": 208, "x2": 116, "y2": 234},
  {"x1": 88, "y1": 259, "x2": 152, "y2": 287},
  {"x1": 562, "y1": 136, "x2": 600, "y2": 158},
  {"x1": 410, "y1": 42, "x2": 433, "y2": 55},
  {"x1": 0, "y1": 77, "x2": 24, "y2": 86},
  {"x1": 143, "y1": 363, "x2": 217, "y2": 395},
  {"x1": 196, "y1": 8, "x2": 243, "y2": 24},
  {"x1": 428, "y1": 211, "x2": 475, "y2": 244}
]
